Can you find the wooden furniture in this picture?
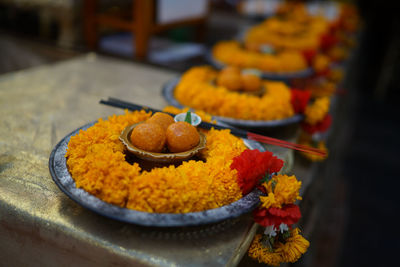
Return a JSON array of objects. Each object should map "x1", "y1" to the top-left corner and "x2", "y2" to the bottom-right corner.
[
  {"x1": 84, "y1": 0, "x2": 209, "y2": 60},
  {"x1": 0, "y1": 0, "x2": 78, "y2": 47}
]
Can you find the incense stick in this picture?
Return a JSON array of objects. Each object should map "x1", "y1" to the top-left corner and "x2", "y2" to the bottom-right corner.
[{"x1": 100, "y1": 98, "x2": 327, "y2": 157}]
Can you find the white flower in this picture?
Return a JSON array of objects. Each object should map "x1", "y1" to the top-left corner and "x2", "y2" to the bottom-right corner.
[
  {"x1": 279, "y1": 223, "x2": 289, "y2": 233},
  {"x1": 264, "y1": 225, "x2": 277, "y2": 237}
]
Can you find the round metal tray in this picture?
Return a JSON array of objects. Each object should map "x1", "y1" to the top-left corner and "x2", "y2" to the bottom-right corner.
[
  {"x1": 162, "y1": 77, "x2": 304, "y2": 128},
  {"x1": 49, "y1": 122, "x2": 264, "y2": 227}
]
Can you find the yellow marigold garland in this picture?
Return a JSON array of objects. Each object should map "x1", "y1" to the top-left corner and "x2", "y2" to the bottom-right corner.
[
  {"x1": 212, "y1": 41, "x2": 308, "y2": 72},
  {"x1": 244, "y1": 13, "x2": 330, "y2": 52},
  {"x1": 249, "y1": 229, "x2": 310, "y2": 266},
  {"x1": 174, "y1": 66, "x2": 295, "y2": 121},
  {"x1": 248, "y1": 228, "x2": 310, "y2": 266},
  {"x1": 66, "y1": 110, "x2": 248, "y2": 213},
  {"x1": 248, "y1": 234, "x2": 284, "y2": 266},
  {"x1": 312, "y1": 54, "x2": 331, "y2": 73},
  {"x1": 275, "y1": 228, "x2": 310, "y2": 263},
  {"x1": 247, "y1": 173, "x2": 309, "y2": 265},
  {"x1": 304, "y1": 96, "x2": 330, "y2": 125},
  {"x1": 298, "y1": 132, "x2": 329, "y2": 162},
  {"x1": 260, "y1": 175, "x2": 302, "y2": 209},
  {"x1": 301, "y1": 140, "x2": 328, "y2": 162}
]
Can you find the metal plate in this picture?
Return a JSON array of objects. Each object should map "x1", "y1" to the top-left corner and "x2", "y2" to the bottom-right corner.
[
  {"x1": 49, "y1": 122, "x2": 265, "y2": 227},
  {"x1": 162, "y1": 77, "x2": 304, "y2": 128},
  {"x1": 205, "y1": 51, "x2": 314, "y2": 81}
]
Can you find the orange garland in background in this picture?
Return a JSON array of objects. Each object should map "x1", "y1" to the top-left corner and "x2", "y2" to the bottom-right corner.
[
  {"x1": 244, "y1": 7, "x2": 330, "y2": 52},
  {"x1": 297, "y1": 132, "x2": 329, "y2": 162},
  {"x1": 215, "y1": 2, "x2": 359, "y2": 77},
  {"x1": 174, "y1": 66, "x2": 330, "y2": 126},
  {"x1": 174, "y1": 66, "x2": 295, "y2": 120},
  {"x1": 212, "y1": 41, "x2": 308, "y2": 73},
  {"x1": 304, "y1": 96, "x2": 330, "y2": 125}
]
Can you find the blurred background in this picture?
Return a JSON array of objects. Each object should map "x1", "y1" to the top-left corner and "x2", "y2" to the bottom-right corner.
[{"x1": 1, "y1": 0, "x2": 399, "y2": 266}]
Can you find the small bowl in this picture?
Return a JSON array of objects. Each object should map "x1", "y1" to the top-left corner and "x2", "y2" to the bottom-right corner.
[
  {"x1": 120, "y1": 123, "x2": 206, "y2": 163},
  {"x1": 174, "y1": 112, "x2": 202, "y2": 126},
  {"x1": 241, "y1": 68, "x2": 263, "y2": 76}
]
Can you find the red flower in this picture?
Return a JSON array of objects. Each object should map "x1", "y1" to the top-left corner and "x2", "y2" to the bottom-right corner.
[
  {"x1": 320, "y1": 33, "x2": 338, "y2": 51},
  {"x1": 291, "y1": 89, "x2": 311, "y2": 114},
  {"x1": 253, "y1": 204, "x2": 301, "y2": 227},
  {"x1": 314, "y1": 68, "x2": 332, "y2": 78},
  {"x1": 328, "y1": 21, "x2": 341, "y2": 34},
  {"x1": 256, "y1": 184, "x2": 267, "y2": 194},
  {"x1": 301, "y1": 49, "x2": 317, "y2": 66},
  {"x1": 301, "y1": 114, "x2": 332, "y2": 134},
  {"x1": 231, "y1": 149, "x2": 284, "y2": 195}
]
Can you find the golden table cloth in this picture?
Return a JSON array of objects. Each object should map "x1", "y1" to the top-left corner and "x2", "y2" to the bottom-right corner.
[{"x1": 0, "y1": 54, "x2": 270, "y2": 266}]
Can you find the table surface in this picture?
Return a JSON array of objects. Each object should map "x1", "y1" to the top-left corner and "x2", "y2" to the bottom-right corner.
[{"x1": 0, "y1": 54, "x2": 313, "y2": 267}]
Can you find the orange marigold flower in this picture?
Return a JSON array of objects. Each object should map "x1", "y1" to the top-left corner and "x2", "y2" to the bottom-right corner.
[
  {"x1": 248, "y1": 229, "x2": 309, "y2": 266},
  {"x1": 313, "y1": 54, "x2": 331, "y2": 74},
  {"x1": 66, "y1": 111, "x2": 247, "y2": 213},
  {"x1": 244, "y1": 14, "x2": 330, "y2": 52},
  {"x1": 297, "y1": 131, "x2": 329, "y2": 161},
  {"x1": 275, "y1": 228, "x2": 310, "y2": 263},
  {"x1": 260, "y1": 175, "x2": 302, "y2": 209},
  {"x1": 301, "y1": 114, "x2": 332, "y2": 134},
  {"x1": 304, "y1": 96, "x2": 330, "y2": 125},
  {"x1": 212, "y1": 41, "x2": 307, "y2": 72},
  {"x1": 174, "y1": 66, "x2": 295, "y2": 121},
  {"x1": 248, "y1": 234, "x2": 283, "y2": 266}
]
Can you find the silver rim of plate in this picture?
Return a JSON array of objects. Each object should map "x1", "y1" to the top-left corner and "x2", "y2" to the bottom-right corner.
[{"x1": 49, "y1": 121, "x2": 265, "y2": 227}]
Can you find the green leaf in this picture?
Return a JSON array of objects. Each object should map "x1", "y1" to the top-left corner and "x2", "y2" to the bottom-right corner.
[
  {"x1": 282, "y1": 230, "x2": 291, "y2": 240},
  {"x1": 260, "y1": 235, "x2": 275, "y2": 252},
  {"x1": 184, "y1": 111, "x2": 192, "y2": 124},
  {"x1": 260, "y1": 173, "x2": 271, "y2": 184},
  {"x1": 271, "y1": 180, "x2": 277, "y2": 192}
]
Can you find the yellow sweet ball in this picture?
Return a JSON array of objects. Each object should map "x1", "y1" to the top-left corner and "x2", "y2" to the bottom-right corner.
[
  {"x1": 146, "y1": 112, "x2": 175, "y2": 131},
  {"x1": 244, "y1": 42, "x2": 260, "y2": 52},
  {"x1": 166, "y1": 122, "x2": 200, "y2": 153},
  {"x1": 220, "y1": 66, "x2": 241, "y2": 76},
  {"x1": 216, "y1": 70, "x2": 242, "y2": 91},
  {"x1": 241, "y1": 73, "x2": 262, "y2": 91},
  {"x1": 130, "y1": 122, "x2": 166, "y2": 153}
]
